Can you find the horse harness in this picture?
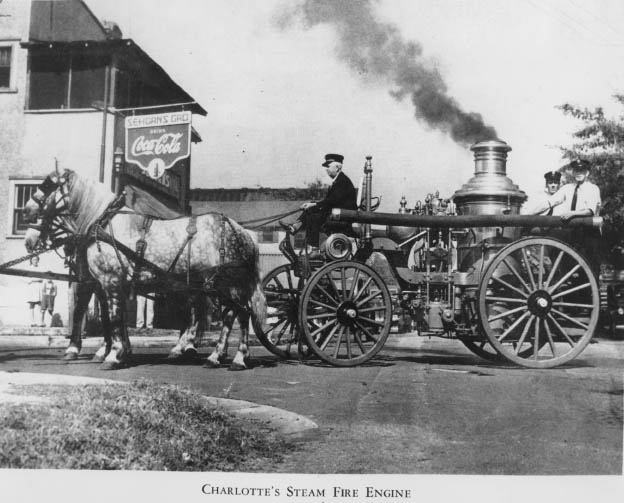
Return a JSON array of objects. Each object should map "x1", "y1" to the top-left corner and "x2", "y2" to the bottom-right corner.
[{"x1": 30, "y1": 173, "x2": 251, "y2": 313}]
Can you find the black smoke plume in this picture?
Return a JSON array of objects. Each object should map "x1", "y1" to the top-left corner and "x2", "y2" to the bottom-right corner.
[{"x1": 277, "y1": 0, "x2": 497, "y2": 145}]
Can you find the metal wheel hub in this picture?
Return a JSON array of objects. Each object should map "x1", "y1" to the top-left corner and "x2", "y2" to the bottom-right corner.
[
  {"x1": 527, "y1": 290, "x2": 552, "y2": 317},
  {"x1": 337, "y1": 301, "x2": 358, "y2": 325}
]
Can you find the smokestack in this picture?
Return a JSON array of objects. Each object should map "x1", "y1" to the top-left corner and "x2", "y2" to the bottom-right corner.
[{"x1": 277, "y1": 0, "x2": 497, "y2": 146}]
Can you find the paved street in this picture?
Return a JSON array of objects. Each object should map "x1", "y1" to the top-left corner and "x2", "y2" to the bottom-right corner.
[{"x1": 0, "y1": 331, "x2": 622, "y2": 474}]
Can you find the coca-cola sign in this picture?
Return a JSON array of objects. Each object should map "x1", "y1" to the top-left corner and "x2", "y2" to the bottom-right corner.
[{"x1": 125, "y1": 112, "x2": 191, "y2": 179}]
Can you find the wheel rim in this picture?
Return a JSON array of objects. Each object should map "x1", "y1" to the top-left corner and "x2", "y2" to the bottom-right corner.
[
  {"x1": 299, "y1": 260, "x2": 392, "y2": 366},
  {"x1": 254, "y1": 264, "x2": 304, "y2": 359},
  {"x1": 478, "y1": 237, "x2": 599, "y2": 368}
]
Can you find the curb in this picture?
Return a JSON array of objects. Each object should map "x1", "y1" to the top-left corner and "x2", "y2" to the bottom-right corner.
[
  {"x1": 0, "y1": 371, "x2": 319, "y2": 442},
  {"x1": 200, "y1": 396, "x2": 319, "y2": 441}
]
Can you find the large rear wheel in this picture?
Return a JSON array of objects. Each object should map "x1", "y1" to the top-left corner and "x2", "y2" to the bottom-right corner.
[{"x1": 478, "y1": 237, "x2": 599, "y2": 368}]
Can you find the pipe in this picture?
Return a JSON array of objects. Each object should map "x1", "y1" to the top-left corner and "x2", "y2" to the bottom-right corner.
[
  {"x1": 332, "y1": 209, "x2": 603, "y2": 229},
  {"x1": 98, "y1": 64, "x2": 111, "y2": 183},
  {"x1": 364, "y1": 156, "x2": 373, "y2": 245}
]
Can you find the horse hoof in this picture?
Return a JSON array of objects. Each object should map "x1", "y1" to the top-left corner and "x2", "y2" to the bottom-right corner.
[
  {"x1": 203, "y1": 359, "x2": 221, "y2": 369},
  {"x1": 183, "y1": 346, "x2": 198, "y2": 358},
  {"x1": 167, "y1": 351, "x2": 183, "y2": 360},
  {"x1": 92, "y1": 354, "x2": 105, "y2": 363},
  {"x1": 63, "y1": 352, "x2": 78, "y2": 361},
  {"x1": 228, "y1": 362, "x2": 247, "y2": 371},
  {"x1": 100, "y1": 360, "x2": 125, "y2": 370}
]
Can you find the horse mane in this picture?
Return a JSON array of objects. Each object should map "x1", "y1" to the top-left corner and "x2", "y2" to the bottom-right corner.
[{"x1": 64, "y1": 170, "x2": 117, "y2": 235}]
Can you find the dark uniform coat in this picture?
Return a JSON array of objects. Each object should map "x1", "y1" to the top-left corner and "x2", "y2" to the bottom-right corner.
[
  {"x1": 301, "y1": 171, "x2": 358, "y2": 246},
  {"x1": 316, "y1": 171, "x2": 358, "y2": 215}
]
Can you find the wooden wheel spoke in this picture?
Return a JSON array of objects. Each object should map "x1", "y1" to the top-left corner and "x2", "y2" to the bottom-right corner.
[
  {"x1": 503, "y1": 257, "x2": 532, "y2": 294},
  {"x1": 275, "y1": 319, "x2": 290, "y2": 342},
  {"x1": 352, "y1": 327, "x2": 368, "y2": 353},
  {"x1": 552, "y1": 301, "x2": 594, "y2": 309},
  {"x1": 521, "y1": 248, "x2": 537, "y2": 291},
  {"x1": 352, "y1": 276, "x2": 373, "y2": 302},
  {"x1": 550, "y1": 308, "x2": 589, "y2": 330},
  {"x1": 272, "y1": 276, "x2": 285, "y2": 291},
  {"x1": 310, "y1": 318, "x2": 339, "y2": 338},
  {"x1": 358, "y1": 305, "x2": 387, "y2": 314},
  {"x1": 356, "y1": 315, "x2": 386, "y2": 328},
  {"x1": 514, "y1": 315, "x2": 534, "y2": 355},
  {"x1": 319, "y1": 323, "x2": 341, "y2": 351},
  {"x1": 546, "y1": 314, "x2": 576, "y2": 347},
  {"x1": 308, "y1": 298, "x2": 338, "y2": 311},
  {"x1": 345, "y1": 327, "x2": 352, "y2": 359},
  {"x1": 548, "y1": 264, "x2": 581, "y2": 294},
  {"x1": 544, "y1": 250, "x2": 564, "y2": 289},
  {"x1": 314, "y1": 283, "x2": 340, "y2": 306},
  {"x1": 325, "y1": 273, "x2": 343, "y2": 301},
  {"x1": 267, "y1": 317, "x2": 288, "y2": 332},
  {"x1": 307, "y1": 311, "x2": 339, "y2": 320},
  {"x1": 333, "y1": 327, "x2": 346, "y2": 358},
  {"x1": 354, "y1": 320, "x2": 378, "y2": 343},
  {"x1": 340, "y1": 268, "x2": 347, "y2": 300},
  {"x1": 543, "y1": 318, "x2": 557, "y2": 357},
  {"x1": 491, "y1": 276, "x2": 529, "y2": 298},
  {"x1": 488, "y1": 305, "x2": 527, "y2": 323},
  {"x1": 356, "y1": 289, "x2": 383, "y2": 307},
  {"x1": 533, "y1": 318, "x2": 540, "y2": 360},
  {"x1": 486, "y1": 296, "x2": 527, "y2": 304},
  {"x1": 538, "y1": 245, "x2": 545, "y2": 288},
  {"x1": 551, "y1": 282, "x2": 591, "y2": 300},
  {"x1": 349, "y1": 268, "x2": 361, "y2": 300},
  {"x1": 498, "y1": 311, "x2": 531, "y2": 342},
  {"x1": 285, "y1": 271, "x2": 295, "y2": 290}
]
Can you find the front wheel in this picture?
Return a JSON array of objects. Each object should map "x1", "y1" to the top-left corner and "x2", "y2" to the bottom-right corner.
[{"x1": 299, "y1": 261, "x2": 392, "y2": 367}]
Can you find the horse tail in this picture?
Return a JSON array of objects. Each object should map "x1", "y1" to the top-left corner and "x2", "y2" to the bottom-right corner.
[{"x1": 246, "y1": 230, "x2": 266, "y2": 326}]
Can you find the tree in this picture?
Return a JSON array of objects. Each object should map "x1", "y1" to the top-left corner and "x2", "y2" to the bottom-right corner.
[{"x1": 558, "y1": 94, "x2": 624, "y2": 265}]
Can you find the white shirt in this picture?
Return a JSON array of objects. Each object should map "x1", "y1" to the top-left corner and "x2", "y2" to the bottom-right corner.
[
  {"x1": 548, "y1": 181, "x2": 601, "y2": 215},
  {"x1": 524, "y1": 190, "x2": 564, "y2": 216}
]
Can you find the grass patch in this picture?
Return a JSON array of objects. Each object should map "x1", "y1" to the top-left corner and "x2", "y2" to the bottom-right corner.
[{"x1": 0, "y1": 380, "x2": 294, "y2": 471}]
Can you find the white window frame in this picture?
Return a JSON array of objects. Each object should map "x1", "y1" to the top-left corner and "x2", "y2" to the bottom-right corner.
[
  {"x1": 7, "y1": 179, "x2": 43, "y2": 238},
  {"x1": 0, "y1": 41, "x2": 17, "y2": 92}
]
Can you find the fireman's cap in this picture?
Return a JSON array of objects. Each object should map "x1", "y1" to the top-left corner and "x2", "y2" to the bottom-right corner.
[
  {"x1": 566, "y1": 159, "x2": 591, "y2": 172},
  {"x1": 322, "y1": 153, "x2": 344, "y2": 167},
  {"x1": 544, "y1": 171, "x2": 562, "y2": 183}
]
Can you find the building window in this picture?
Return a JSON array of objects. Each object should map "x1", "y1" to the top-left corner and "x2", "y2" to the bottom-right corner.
[
  {"x1": 258, "y1": 229, "x2": 276, "y2": 243},
  {"x1": 0, "y1": 46, "x2": 12, "y2": 89},
  {"x1": 9, "y1": 182, "x2": 40, "y2": 236},
  {"x1": 27, "y1": 50, "x2": 106, "y2": 110}
]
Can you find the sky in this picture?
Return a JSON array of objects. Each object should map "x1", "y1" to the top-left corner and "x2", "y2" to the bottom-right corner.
[{"x1": 86, "y1": 0, "x2": 624, "y2": 210}]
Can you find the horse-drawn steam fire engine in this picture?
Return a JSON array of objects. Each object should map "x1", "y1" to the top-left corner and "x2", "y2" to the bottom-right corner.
[{"x1": 256, "y1": 140, "x2": 602, "y2": 369}]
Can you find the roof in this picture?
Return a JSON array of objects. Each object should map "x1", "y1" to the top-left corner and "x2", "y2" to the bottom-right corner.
[
  {"x1": 26, "y1": 1, "x2": 206, "y2": 116},
  {"x1": 189, "y1": 187, "x2": 326, "y2": 228},
  {"x1": 190, "y1": 187, "x2": 326, "y2": 202},
  {"x1": 191, "y1": 200, "x2": 304, "y2": 228}
]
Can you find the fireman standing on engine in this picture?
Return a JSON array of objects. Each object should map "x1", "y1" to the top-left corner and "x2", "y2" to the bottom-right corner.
[
  {"x1": 532, "y1": 159, "x2": 600, "y2": 220},
  {"x1": 281, "y1": 153, "x2": 357, "y2": 250},
  {"x1": 532, "y1": 159, "x2": 602, "y2": 274}
]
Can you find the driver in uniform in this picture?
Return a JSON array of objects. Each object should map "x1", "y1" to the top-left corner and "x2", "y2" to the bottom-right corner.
[{"x1": 282, "y1": 153, "x2": 357, "y2": 251}]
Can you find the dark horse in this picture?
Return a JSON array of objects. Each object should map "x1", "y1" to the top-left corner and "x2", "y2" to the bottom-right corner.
[{"x1": 24, "y1": 169, "x2": 265, "y2": 370}]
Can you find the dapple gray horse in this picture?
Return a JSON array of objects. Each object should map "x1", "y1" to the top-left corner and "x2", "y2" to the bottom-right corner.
[{"x1": 24, "y1": 170, "x2": 265, "y2": 370}]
